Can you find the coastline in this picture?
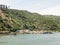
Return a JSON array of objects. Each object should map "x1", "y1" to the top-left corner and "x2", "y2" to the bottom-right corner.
[{"x1": 0, "y1": 30, "x2": 59, "y2": 35}]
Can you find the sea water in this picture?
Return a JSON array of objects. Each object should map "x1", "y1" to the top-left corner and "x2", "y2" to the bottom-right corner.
[{"x1": 0, "y1": 33, "x2": 60, "y2": 45}]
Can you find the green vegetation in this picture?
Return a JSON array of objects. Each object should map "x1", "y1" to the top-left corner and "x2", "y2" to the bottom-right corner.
[{"x1": 0, "y1": 5, "x2": 60, "y2": 32}]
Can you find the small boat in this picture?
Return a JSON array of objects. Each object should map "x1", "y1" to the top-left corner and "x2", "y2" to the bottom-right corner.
[{"x1": 43, "y1": 32, "x2": 53, "y2": 34}]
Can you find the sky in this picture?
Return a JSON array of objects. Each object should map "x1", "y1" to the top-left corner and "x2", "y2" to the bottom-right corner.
[{"x1": 0, "y1": 0, "x2": 60, "y2": 16}]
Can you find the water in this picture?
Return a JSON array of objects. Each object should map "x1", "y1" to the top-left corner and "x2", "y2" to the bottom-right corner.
[{"x1": 0, "y1": 33, "x2": 60, "y2": 45}]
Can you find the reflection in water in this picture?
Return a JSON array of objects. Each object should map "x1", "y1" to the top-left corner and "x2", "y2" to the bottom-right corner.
[
  {"x1": 0, "y1": 42, "x2": 8, "y2": 43},
  {"x1": 0, "y1": 33, "x2": 60, "y2": 45}
]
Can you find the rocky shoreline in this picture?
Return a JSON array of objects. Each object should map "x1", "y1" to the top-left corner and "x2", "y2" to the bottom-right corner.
[
  {"x1": 0, "y1": 30, "x2": 54, "y2": 35},
  {"x1": 15, "y1": 30, "x2": 53, "y2": 34}
]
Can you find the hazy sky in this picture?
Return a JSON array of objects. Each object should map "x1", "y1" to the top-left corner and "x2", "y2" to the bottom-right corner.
[{"x1": 0, "y1": 0, "x2": 60, "y2": 15}]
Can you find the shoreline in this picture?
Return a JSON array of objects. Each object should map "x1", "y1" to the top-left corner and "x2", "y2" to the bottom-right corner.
[{"x1": 0, "y1": 30, "x2": 59, "y2": 35}]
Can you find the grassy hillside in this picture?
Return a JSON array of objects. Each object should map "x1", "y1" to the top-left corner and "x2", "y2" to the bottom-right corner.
[{"x1": 0, "y1": 5, "x2": 60, "y2": 32}]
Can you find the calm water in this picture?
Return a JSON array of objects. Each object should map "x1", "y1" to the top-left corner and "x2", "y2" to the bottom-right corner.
[{"x1": 0, "y1": 33, "x2": 60, "y2": 45}]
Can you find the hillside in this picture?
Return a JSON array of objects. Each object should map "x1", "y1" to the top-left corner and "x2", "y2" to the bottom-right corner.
[{"x1": 0, "y1": 5, "x2": 60, "y2": 32}]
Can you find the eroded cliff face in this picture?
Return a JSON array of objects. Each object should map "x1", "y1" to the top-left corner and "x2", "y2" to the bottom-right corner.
[
  {"x1": 0, "y1": 10, "x2": 5, "y2": 19},
  {"x1": 0, "y1": 9, "x2": 13, "y2": 31},
  {"x1": 0, "y1": 9, "x2": 12, "y2": 24}
]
